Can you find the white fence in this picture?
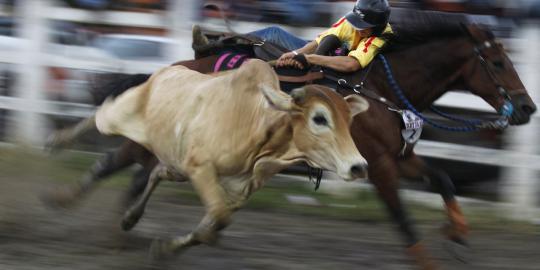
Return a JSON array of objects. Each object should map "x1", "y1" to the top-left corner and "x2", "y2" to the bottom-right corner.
[{"x1": 0, "y1": 1, "x2": 538, "y2": 221}]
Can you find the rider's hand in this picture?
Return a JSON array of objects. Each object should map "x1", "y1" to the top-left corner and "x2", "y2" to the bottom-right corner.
[
  {"x1": 279, "y1": 58, "x2": 304, "y2": 69},
  {"x1": 277, "y1": 51, "x2": 297, "y2": 67}
]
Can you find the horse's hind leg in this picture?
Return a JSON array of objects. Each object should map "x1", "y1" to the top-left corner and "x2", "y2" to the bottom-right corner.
[
  {"x1": 42, "y1": 140, "x2": 137, "y2": 208},
  {"x1": 398, "y1": 154, "x2": 469, "y2": 245},
  {"x1": 121, "y1": 164, "x2": 184, "y2": 231},
  {"x1": 371, "y1": 155, "x2": 437, "y2": 270},
  {"x1": 45, "y1": 115, "x2": 96, "y2": 152},
  {"x1": 121, "y1": 167, "x2": 151, "y2": 209}
]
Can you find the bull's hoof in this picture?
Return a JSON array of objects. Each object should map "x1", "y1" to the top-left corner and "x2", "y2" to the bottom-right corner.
[
  {"x1": 149, "y1": 238, "x2": 175, "y2": 261},
  {"x1": 196, "y1": 231, "x2": 221, "y2": 246},
  {"x1": 44, "y1": 132, "x2": 71, "y2": 154},
  {"x1": 40, "y1": 187, "x2": 80, "y2": 209},
  {"x1": 121, "y1": 209, "x2": 143, "y2": 231}
]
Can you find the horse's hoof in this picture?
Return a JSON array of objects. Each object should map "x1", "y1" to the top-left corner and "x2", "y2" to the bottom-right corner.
[
  {"x1": 406, "y1": 242, "x2": 439, "y2": 270},
  {"x1": 121, "y1": 210, "x2": 143, "y2": 231},
  {"x1": 440, "y1": 222, "x2": 471, "y2": 262},
  {"x1": 444, "y1": 237, "x2": 472, "y2": 263}
]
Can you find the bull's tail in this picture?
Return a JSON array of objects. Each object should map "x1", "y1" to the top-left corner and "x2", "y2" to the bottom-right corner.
[
  {"x1": 89, "y1": 73, "x2": 151, "y2": 105},
  {"x1": 45, "y1": 115, "x2": 97, "y2": 153}
]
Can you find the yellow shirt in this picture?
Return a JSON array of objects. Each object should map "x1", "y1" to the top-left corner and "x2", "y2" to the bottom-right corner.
[{"x1": 316, "y1": 18, "x2": 393, "y2": 68}]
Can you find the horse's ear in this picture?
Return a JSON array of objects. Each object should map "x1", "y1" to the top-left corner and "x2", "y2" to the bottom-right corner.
[
  {"x1": 459, "y1": 22, "x2": 474, "y2": 39},
  {"x1": 345, "y1": 95, "x2": 369, "y2": 118}
]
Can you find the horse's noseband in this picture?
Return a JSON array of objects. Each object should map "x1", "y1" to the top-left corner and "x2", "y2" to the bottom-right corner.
[{"x1": 472, "y1": 40, "x2": 513, "y2": 105}]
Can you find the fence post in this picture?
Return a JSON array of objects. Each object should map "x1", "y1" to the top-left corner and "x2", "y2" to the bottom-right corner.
[
  {"x1": 500, "y1": 23, "x2": 540, "y2": 221},
  {"x1": 12, "y1": 0, "x2": 50, "y2": 145},
  {"x1": 166, "y1": 0, "x2": 198, "y2": 62}
]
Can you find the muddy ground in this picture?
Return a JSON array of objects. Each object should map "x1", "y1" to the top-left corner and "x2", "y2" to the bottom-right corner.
[{"x1": 0, "y1": 151, "x2": 539, "y2": 270}]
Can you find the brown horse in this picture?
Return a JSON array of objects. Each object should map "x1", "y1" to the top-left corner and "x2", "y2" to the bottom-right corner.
[{"x1": 45, "y1": 18, "x2": 536, "y2": 269}]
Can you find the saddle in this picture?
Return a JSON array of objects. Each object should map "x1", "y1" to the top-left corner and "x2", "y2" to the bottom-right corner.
[{"x1": 201, "y1": 30, "x2": 369, "y2": 92}]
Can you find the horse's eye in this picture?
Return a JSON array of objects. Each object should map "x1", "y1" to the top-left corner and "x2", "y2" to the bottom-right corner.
[
  {"x1": 492, "y1": 61, "x2": 505, "y2": 70},
  {"x1": 313, "y1": 115, "x2": 328, "y2": 126}
]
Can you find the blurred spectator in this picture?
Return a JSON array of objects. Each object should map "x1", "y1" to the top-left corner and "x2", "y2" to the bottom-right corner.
[
  {"x1": 257, "y1": 0, "x2": 322, "y2": 26},
  {"x1": 62, "y1": 0, "x2": 112, "y2": 10},
  {"x1": 204, "y1": 0, "x2": 332, "y2": 27},
  {"x1": 46, "y1": 67, "x2": 69, "y2": 102},
  {"x1": 59, "y1": 0, "x2": 166, "y2": 11},
  {"x1": 0, "y1": 17, "x2": 15, "y2": 36}
]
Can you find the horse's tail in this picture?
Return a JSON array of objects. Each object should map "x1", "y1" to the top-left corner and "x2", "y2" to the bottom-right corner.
[{"x1": 89, "y1": 73, "x2": 151, "y2": 105}]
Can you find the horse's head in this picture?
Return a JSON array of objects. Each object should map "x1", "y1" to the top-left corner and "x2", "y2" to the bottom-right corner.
[{"x1": 459, "y1": 24, "x2": 536, "y2": 125}]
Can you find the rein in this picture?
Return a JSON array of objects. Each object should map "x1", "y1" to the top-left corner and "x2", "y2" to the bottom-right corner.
[{"x1": 378, "y1": 54, "x2": 512, "y2": 132}]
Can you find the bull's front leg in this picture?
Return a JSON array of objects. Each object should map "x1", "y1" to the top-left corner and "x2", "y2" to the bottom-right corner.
[{"x1": 150, "y1": 162, "x2": 233, "y2": 259}]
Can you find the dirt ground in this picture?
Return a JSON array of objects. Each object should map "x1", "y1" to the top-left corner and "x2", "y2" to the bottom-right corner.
[{"x1": 0, "y1": 164, "x2": 539, "y2": 270}]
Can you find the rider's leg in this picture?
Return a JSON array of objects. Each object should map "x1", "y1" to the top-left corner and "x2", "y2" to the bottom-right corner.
[
  {"x1": 192, "y1": 25, "x2": 309, "y2": 59},
  {"x1": 248, "y1": 26, "x2": 308, "y2": 51}
]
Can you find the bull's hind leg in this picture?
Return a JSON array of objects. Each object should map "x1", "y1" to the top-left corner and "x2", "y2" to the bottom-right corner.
[
  {"x1": 150, "y1": 163, "x2": 232, "y2": 259},
  {"x1": 398, "y1": 154, "x2": 469, "y2": 248},
  {"x1": 42, "y1": 141, "x2": 141, "y2": 208},
  {"x1": 45, "y1": 115, "x2": 96, "y2": 152}
]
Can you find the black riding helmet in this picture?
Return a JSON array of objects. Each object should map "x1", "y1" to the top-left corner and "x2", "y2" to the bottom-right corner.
[{"x1": 345, "y1": 0, "x2": 390, "y2": 34}]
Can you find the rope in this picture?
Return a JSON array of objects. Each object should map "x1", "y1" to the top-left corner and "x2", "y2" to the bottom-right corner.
[{"x1": 378, "y1": 54, "x2": 508, "y2": 132}]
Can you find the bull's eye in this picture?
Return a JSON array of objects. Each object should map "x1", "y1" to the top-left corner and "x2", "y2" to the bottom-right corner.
[{"x1": 313, "y1": 115, "x2": 328, "y2": 126}]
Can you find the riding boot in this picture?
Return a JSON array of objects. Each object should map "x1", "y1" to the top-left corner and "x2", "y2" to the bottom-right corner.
[{"x1": 192, "y1": 24, "x2": 224, "y2": 59}]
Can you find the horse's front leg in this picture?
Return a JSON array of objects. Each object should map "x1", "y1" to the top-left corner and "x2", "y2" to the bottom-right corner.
[
  {"x1": 150, "y1": 162, "x2": 233, "y2": 259},
  {"x1": 398, "y1": 154, "x2": 469, "y2": 248},
  {"x1": 423, "y1": 165, "x2": 469, "y2": 260},
  {"x1": 370, "y1": 155, "x2": 438, "y2": 270}
]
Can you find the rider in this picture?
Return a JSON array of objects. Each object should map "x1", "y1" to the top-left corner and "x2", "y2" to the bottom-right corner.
[{"x1": 193, "y1": 0, "x2": 393, "y2": 73}]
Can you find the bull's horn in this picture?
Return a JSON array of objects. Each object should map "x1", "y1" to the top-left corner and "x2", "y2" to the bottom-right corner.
[{"x1": 259, "y1": 83, "x2": 295, "y2": 111}]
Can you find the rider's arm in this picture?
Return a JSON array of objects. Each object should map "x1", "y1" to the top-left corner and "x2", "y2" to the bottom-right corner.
[
  {"x1": 305, "y1": 55, "x2": 361, "y2": 73},
  {"x1": 277, "y1": 40, "x2": 318, "y2": 67},
  {"x1": 294, "y1": 40, "x2": 318, "y2": 55}
]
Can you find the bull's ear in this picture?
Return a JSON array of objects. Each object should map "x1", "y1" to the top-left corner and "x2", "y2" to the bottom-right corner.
[
  {"x1": 345, "y1": 95, "x2": 369, "y2": 117},
  {"x1": 290, "y1": 87, "x2": 306, "y2": 105},
  {"x1": 259, "y1": 83, "x2": 301, "y2": 112}
]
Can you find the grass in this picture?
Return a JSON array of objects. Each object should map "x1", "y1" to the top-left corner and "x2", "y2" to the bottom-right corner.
[{"x1": 0, "y1": 147, "x2": 537, "y2": 232}]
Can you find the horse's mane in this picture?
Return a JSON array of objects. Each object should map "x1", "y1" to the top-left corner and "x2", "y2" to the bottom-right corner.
[{"x1": 381, "y1": 9, "x2": 472, "y2": 52}]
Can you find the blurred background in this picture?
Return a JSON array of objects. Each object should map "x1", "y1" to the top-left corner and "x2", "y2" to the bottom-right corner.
[{"x1": 0, "y1": 1, "x2": 539, "y2": 269}]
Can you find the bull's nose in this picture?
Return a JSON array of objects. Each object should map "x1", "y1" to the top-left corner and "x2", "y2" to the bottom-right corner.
[{"x1": 350, "y1": 163, "x2": 368, "y2": 179}]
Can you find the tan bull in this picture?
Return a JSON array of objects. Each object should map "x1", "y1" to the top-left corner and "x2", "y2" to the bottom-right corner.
[{"x1": 53, "y1": 59, "x2": 369, "y2": 257}]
